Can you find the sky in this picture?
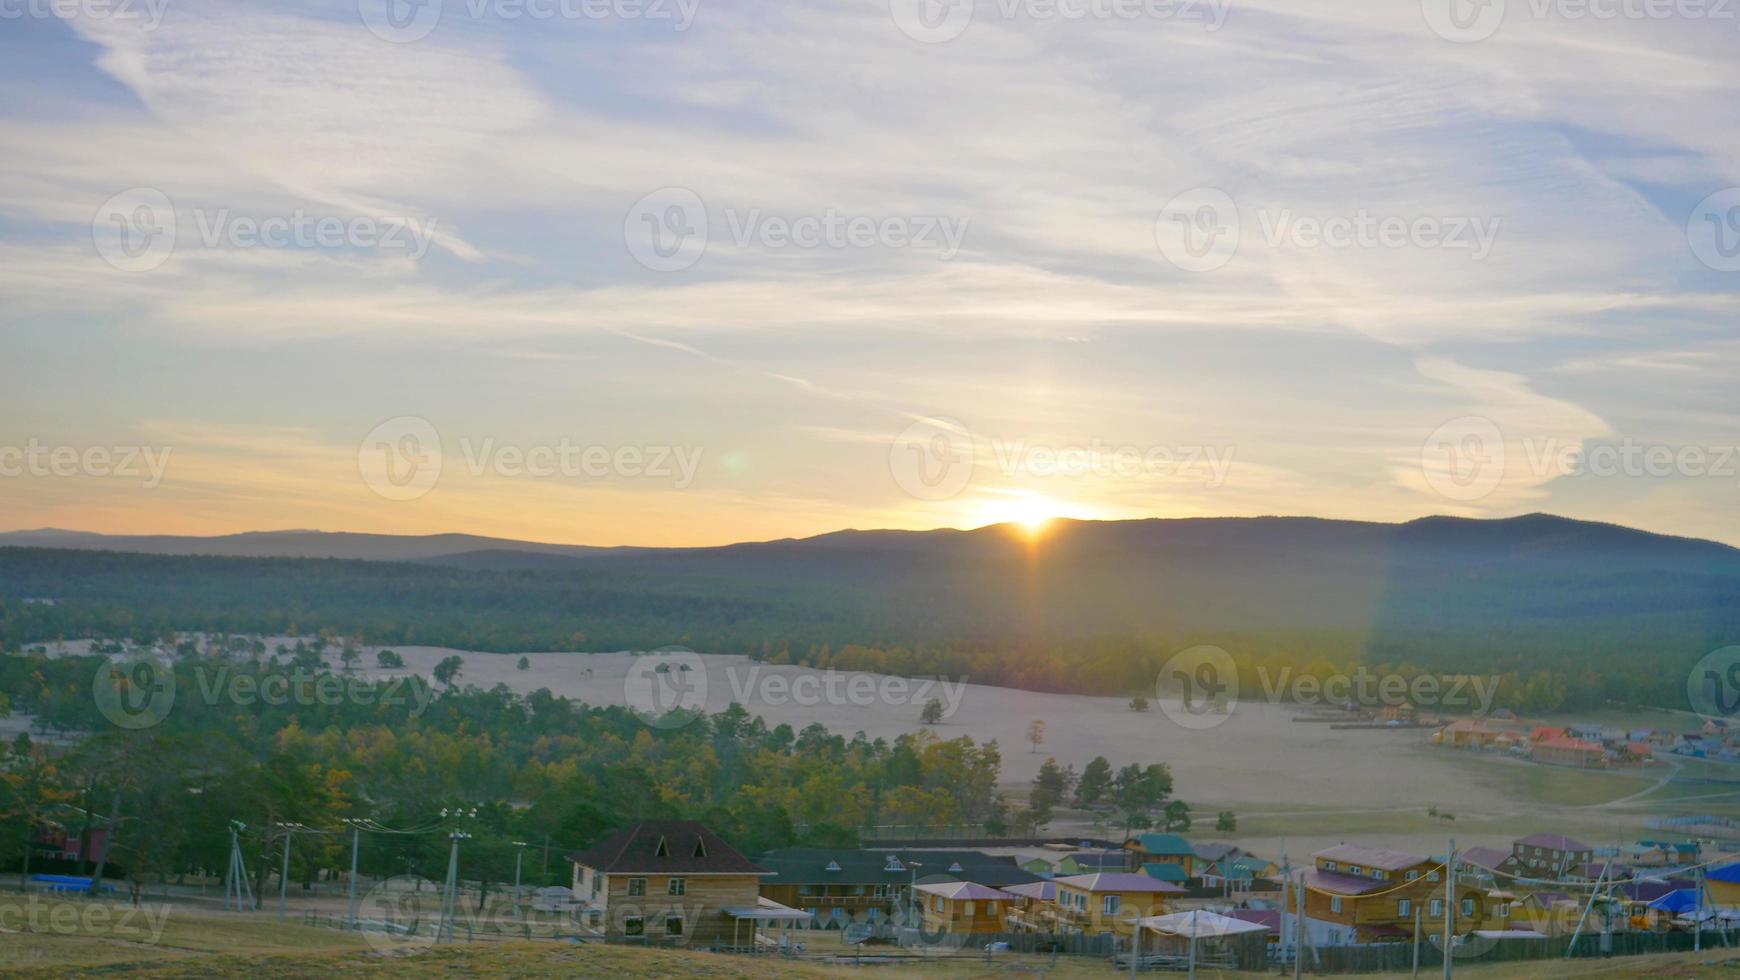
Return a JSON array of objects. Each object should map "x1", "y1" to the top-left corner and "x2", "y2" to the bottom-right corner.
[{"x1": 1, "y1": 0, "x2": 1737, "y2": 547}]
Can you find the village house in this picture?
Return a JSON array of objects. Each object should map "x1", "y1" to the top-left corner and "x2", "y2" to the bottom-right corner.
[
  {"x1": 568, "y1": 820, "x2": 773, "y2": 947},
  {"x1": 1499, "y1": 833, "x2": 1592, "y2": 879},
  {"x1": 1707, "y1": 863, "x2": 1740, "y2": 907},
  {"x1": 1531, "y1": 735, "x2": 1606, "y2": 768},
  {"x1": 1123, "y1": 833, "x2": 1201, "y2": 876},
  {"x1": 1051, "y1": 872, "x2": 1184, "y2": 937},
  {"x1": 915, "y1": 881, "x2": 1009, "y2": 936},
  {"x1": 1303, "y1": 844, "x2": 1487, "y2": 945},
  {"x1": 998, "y1": 880, "x2": 1057, "y2": 931},
  {"x1": 754, "y1": 848, "x2": 1037, "y2": 929}
]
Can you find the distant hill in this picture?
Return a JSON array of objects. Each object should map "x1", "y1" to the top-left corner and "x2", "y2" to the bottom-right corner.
[
  {"x1": 0, "y1": 528, "x2": 627, "y2": 562},
  {"x1": 3, "y1": 514, "x2": 1737, "y2": 708}
]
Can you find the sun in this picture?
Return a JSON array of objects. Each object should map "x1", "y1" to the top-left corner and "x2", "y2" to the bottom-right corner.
[{"x1": 972, "y1": 492, "x2": 1080, "y2": 539}]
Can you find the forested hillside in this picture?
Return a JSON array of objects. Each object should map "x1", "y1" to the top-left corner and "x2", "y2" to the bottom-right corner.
[{"x1": 3, "y1": 514, "x2": 1737, "y2": 711}]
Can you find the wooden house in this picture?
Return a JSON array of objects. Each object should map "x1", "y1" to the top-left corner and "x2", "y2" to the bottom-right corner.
[{"x1": 568, "y1": 820, "x2": 771, "y2": 947}]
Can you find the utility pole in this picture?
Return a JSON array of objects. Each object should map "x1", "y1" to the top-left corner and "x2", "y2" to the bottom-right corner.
[
  {"x1": 227, "y1": 821, "x2": 255, "y2": 912},
  {"x1": 512, "y1": 841, "x2": 528, "y2": 920},
  {"x1": 345, "y1": 819, "x2": 362, "y2": 930},
  {"x1": 1294, "y1": 865, "x2": 1305, "y2": 980},
  {"x1": 439, "y1": 830, "x2": 470, "y2": 943},
  {"x1": 1442, "y1": 838, "x2": 1455, "y2": 980},
  {"x1": 1412, "y1": 904, "x2": 1422, "y2": 977},
  {"x1": 277, "y1": 823, "x2": 296, "y2": 923},
  {"x1": 1280, "y1": 850, "x2": 1291, "y2": 973},
  {"x1": 1696, "y1": 865, "x2": 1705, "y2": 952}
]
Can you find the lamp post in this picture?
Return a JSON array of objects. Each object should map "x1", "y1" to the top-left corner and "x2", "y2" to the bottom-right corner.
[{"x1": 906, "y1": 860, "x2": 924, "y2": 938}]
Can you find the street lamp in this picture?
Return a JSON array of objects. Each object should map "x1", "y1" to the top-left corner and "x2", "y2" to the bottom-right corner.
[{"x1": 906, "y1": 860, "x2": 925, "y2": 936}]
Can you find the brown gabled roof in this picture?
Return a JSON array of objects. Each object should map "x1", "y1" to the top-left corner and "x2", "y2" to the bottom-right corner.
[
  {"x1": 1315, "y1": 844, "x2": 1428, "y2": 872},
  {"x1": 567, "y1": 820, "x2": 769, "y2": 875}
]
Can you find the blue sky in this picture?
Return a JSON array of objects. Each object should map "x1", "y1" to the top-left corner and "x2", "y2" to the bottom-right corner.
[{"x1": 1, "y1": 0, "x2": 1737, "y2": 546}]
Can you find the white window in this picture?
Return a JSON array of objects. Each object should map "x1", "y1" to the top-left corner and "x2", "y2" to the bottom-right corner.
[
  {"x1": 963, "y1": 902, "x2": 975, "y2": 917},
  {"x1": 1348, "y1": 865, "x2": 1362, "y2": 875},
  {"x1": 1330, "y1": 896, "x2": 1343, "y2": 913},
  {"x1": 1461, "y1": 898, "x2": 1474, "y2": 917},
  {"x1": 1427, "y1": 871, "x2": 1440, "y2": 882},
  {"x1": 934, "y1": 897, "x2": 943, "y2": 912},
  {"x1": 1405, "y1": 871, "x2": 1418, "y2": 882},
  {"x1": 1430, "y1": 899, "x2": 1443, "y2": 917},
  {"x1": 1398, "y1": 899, "x2": 1412, "y2": 917},
  {"x1": 667, "y1": 878, "x2": 686, "y2": 896},
  {"x1": 1324, "y1": 861, "x2": 1338, "y2": 871},
  {"x1": 627, "y1": 878, "x2": 646, "y2": 897},
  {"x1": 1499, "y1": 904, "x2": 1511, "y2": 919},
  {"x1": 665, "y1": 915, "x2": 683, "y2": 936},
  {"x1": 1103, "y1": 896, "x2": 1121, "y2": 915}
]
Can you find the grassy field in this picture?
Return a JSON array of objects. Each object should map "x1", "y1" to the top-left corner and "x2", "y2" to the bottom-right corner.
[{"x1": 4, "y1": 894, "x2": 1740, "y2": 979}]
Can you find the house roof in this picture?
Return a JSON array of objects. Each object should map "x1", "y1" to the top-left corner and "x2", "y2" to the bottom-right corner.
[
  {"x1": 1225, "y1": 908, "x2": 1281, "y2": 934},
  {"x1": 1141, "y1": 862, "x2": 1189, "y2": 883},
  {"x1": 1306, "y1": 869, "x2": 1391, "y2": 896},
  {"x1": 1649, "y1": 888, "x2": 1701, "y2": 914},
  {"x1": 916, "y1": 881, "x2": 1009, "y2": 901},
  {"x1": 1530, "y1": 726, "x2": 1567, "y2": 740},
  {"x1": 753, "y1": 848, "x2": 1039, "y2": 887},
  {"x1": 1194, "y1": 842, "x2": 1240, "y2": 862},
  {"x1": 1064, "y1": 851, "x2": 1129, "y2": 869},
  {"x1": 567, "y1": 821, "x2": 767, "y2": 875},
  {"x1": 1129, "y1": 833, "x2": 1195, "y2": 857},
  {"x1": 1000, "y1": 880, "x2": 1056, "y2": 901},
  {"x1": 1315, "y1": 844, "x2": 1427, "y2": 872},
  {"x1": 1459, "y1": 847, "x2": 1511, "y2": 871},
  {"x1": 1055, "y1": 872, "x2": 1184, "y2": 894},
  {"x1": 1573, "y1": 861, "x2": 1631, "y2": 879},
  {"x1": 1515, "y1": 833, "x2": 1592, "y2": 852},
  {"x1": 1709, "y1": 863, "x2": 1740, "y2": 885},
  {"x1": 1617, "y1": 879, "x2": 1687, "y2": 902}
]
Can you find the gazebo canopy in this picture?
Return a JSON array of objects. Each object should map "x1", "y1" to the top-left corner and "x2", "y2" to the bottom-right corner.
[
  {"x1": 1137, "y1": 909, "x2": 1271, "y2": 939},
  {"x1": 722, "y1": 897, "x2": 815, "y2": 921}
]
